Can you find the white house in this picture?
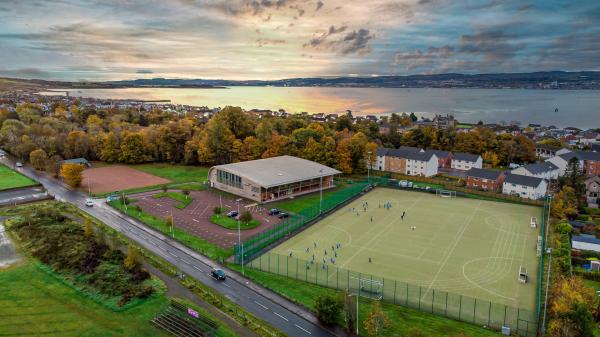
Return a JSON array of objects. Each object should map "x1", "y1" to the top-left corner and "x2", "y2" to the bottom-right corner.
[
  {"x1": 405, "y1": 152, "x2": 438, "y2": 177},
  {"x1": 511, "y1": 162, "x2": 560, "y2": 180},
  {"x1": 572, "y1": 235, "x2": 600, "y2": 253},
  {"x1": 502, "y1": 173, "x2": 548, "y2": 200},
  {"x1": 451, "y1": 153, "x2": 482, "y2": 171}
]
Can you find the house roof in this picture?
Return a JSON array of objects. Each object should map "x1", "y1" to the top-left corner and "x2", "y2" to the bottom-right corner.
[
  {"x1": 573, "y1": 234, "x2": 600, "y2": 245},
  {"x1": 63, "y1": 158, "x2": 90, "y2": 166},
  {"x1": 378, "y1": 147, "x2": 435, "y2": 162},
  {"x1": 519, "y1": 162, "x2": 559, "y2": 175},
  {"x1": 466, "y1": 168, "x2": 503, "y2": 180},
  {"x1": 559, "y1": 150, "x2": 600, "y2": 162},
  {"x1": 504, "y1": 173, "x2": 545, "y2": 188},
  {"x1": 452, "y1": 152, "x2": 481, "y2": 162},
  {"x1": 427, "y1": 150, "x2": 451, "y2": 158},
  {"x1": 210, "y1": 155, "x2": 341, "y2": 188},
  {"x1": 398, "y1": 146, "x2": 423, "y2": 153},
  {"x1": 568, "y1": 220, "x2": 586, "y2": 229}
]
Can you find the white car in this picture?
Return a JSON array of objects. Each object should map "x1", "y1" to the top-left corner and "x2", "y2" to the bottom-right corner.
[
  {"x1": 85, "y1": 199, "x2": 94, "y2": 207},
  {"x1": 15, "y1": 162, "x2": 23, "y2": 167}
]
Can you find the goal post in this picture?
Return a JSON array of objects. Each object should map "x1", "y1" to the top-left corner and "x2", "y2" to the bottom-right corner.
[
  {"x1": 349, "y1": 276, "x2": 383, "y2": 300},
  {"x1": 436, "y1": 189, "x2": 457, "y2": 198}
]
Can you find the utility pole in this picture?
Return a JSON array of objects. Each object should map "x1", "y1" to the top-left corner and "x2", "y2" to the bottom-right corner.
[
  {"x1": 236, "y1": 198, "x2": 244, "y2": 275},
  {"x1": 367, "y1": 151, "x2": 372, "y2": 185},
  {"x1": 170, "y1": 210, "x2": 175, "y2": 239}
]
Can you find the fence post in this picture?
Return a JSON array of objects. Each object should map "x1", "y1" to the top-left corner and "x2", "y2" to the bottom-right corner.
[
  {"x1": 418, "y1": 286, "x2": 421, "y2": 311},
  {"x1": 473, "y1": 298, "x2": 476, "y2": 323},
  {"x1": 326, "y1": 265, "x2": 329, "y2": 287},
  {"x1": 432, "y1": 289, "x2": 435, "y2": 313},
  {"x1": 458, "y1": 295, "x2": 462, "y2": 321},
  {"x1": 296, "y1": 257, "x2": 298, "y2": 278},
  {"x1": 503, "y1": 305, "x2": 507, "y2": 326},
  {"x1": 445, "y1": 292, "x2": 448, "y2": 316},
  {"x1": 286, "y1": 255, "x2": 288, "y2": 278},
  {"x1": 268, "y1": 253, "x2": 270, "y2": 272},
  {"x1": 336, "y1": 267, "x2": 339, "y2": 290},
  {"x1": 488, "y1": 301, "x2": 491, "y2": 327},
  {"x1": 405, "y1": 283, "x2": 408, "y2": 306},
  {"x1": 347, "y1": 269, "x2": 350, "y2": 290}
]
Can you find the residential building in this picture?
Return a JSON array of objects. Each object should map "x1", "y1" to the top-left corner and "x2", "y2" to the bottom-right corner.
[
  {"x1": 451, "y1": 153, "x2": 482, "y2": 171},
  {"x1": 466, "y1": 168, "x2": 505, "y2": 192},
  {"x1": 375, "y1": 147, "x2": 438, "y2": 177},
  {"x1": 208, "y1": 155, "x2": 340, "y2": 203},
  {"x1": 535, "y1": 144, "x2": 560, "y2": 159},
  {"x1": 572, "y1": 235, "x2": 600, "y2": 253},
  {"x1": 546, "y1": 149, "x2": 600, "y2": 177},
  {"x1": 585, "y1": 176, "x2": 600, "y2": 208},
  {"x1": 433, "y1": 114, "x2": 456, "y2": 129},
  {"x1": 502, "y1": 173, "x2": 547, "y2": 200},
  {"x1": 427, "y1": 150, "x2": 452, "y2": 168},
  {"x1": 510, "y1": 162, "x2": 559, "y2": 180}
]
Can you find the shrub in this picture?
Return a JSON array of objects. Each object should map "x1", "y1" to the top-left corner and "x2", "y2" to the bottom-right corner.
[
  {"x1": 315, "y1": 294, "x2": 342, "y2": 325},
  {"x1": 213, "y1": 206, "x2": 222, "y2": 215},
  {"x1": 240, "y1": 211, "x2": 253, "y2": 224}
]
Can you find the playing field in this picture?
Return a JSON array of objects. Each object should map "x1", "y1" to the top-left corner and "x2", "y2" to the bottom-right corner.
[
  {"x1": 0, "y1": 164, "x2": 37, "y2": 190},
  {"x1": 269, "y1": 188, "x2": 541, "y2": 311}
]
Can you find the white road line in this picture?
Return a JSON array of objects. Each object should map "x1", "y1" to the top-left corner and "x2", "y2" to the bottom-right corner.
[
  {"x1": 182, "y1": 259, "x2": 191, "y2": 265},
  {"x1": 254, "y1": 300, "x2": 268, "y2": 310},
  {"x1": 295, "y1": 324, "x2": 311, "y2": 334},
  {"x1": 273, "y1": 312, "x2": 288, "y2": 321},
  {"x1": 192, "y1": 219, "x2": 200, "y2": 223},
  {"x1": 168, "y1": 252, "x2": 178, "y2": 258},
  {"x1": 193, "y1": 265, "x2": 203, "y2": 272},
  {"x1": 223, "y1": 283, "x2": 231, "y2": 288}
]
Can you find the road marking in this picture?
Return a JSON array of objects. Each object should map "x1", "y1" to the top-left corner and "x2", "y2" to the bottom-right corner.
[
  {"x1": 295, "y1": 324, "x2": 311, "y2": 334},
  {"x1": 192, "y1": 219, "x2": 200, "y2": 223},
  {"x1": 168, "y1": 252, "x2": 178, "y2": 258},
  {"x1": 254, "y1": 300, "x2": 268, "y2": 310},
  {"x1": 273, "y1": 312, "x2": 288, "y2": 321},
  {"x1": 223, "y1": 283, "x2": 231, "y2": 288},
  {"x1": 181, "y1": 259, "x2": 191, "y2": 265},
  {"x1": 193, "y1": 266, "x2": 203, "y2": 272}
]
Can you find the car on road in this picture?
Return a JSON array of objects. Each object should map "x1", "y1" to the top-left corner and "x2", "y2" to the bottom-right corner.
[
  {"x1": 210, "y1": 268, "x2": 226, "y2": 280},
  {"x1": 85, "y1": 199, "x2": 94, "y2": 207},
  {"x1": 15, "y1": 162, "x2": 23, "y2": 167},
  {"x1": 268, "y1": 208, "x2": 280, "y2": 215},
  {"x1": 278, "y1": 212, "x2": 289, "y2": 219},
  {"x1": 226, "y1": 210, "x2": 239, "y2": 218}
]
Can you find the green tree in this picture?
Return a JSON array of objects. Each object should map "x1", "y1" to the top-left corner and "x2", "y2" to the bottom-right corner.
[
  {"x1": 119, "y1": 133, "x2": 145, "y2": 164},
  {"x1": 563, "y1": 157, "x2": 585, "y2": 196},
  {"x1": 29, "y1": 148, "x2": 48, "y2": 170},
  {"x1": 100, "y1": 132, "x2": 120, "y2": 163},
  {"x1": 315, "y1": 294, "x2": 343, "y2": 325},
  {"x1": 123, "y1": 247, "x2": 141, "y2": 271}
]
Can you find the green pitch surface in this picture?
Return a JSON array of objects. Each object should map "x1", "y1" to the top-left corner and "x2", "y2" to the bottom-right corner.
[
  {"x1": 270, "y1": 188, "x2": 541, "y2": 311},
  {"x1": 0, "y1": 164, "x2": 37, "y2": 190}
]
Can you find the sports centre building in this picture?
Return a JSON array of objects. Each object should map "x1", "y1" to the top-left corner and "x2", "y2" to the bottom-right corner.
[{"x1": 208, "y1": 155, "x2": 341, "y2": 203}]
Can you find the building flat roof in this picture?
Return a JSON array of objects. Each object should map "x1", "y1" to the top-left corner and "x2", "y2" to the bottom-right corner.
[{"x1": 211, "y1": 155, "x2": 341, "y2": 188}]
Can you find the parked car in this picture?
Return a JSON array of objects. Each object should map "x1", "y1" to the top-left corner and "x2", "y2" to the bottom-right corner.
[
  {"x1": 15, "y1": 162, "x2": 23, "y2": 167},
  {"x1": 278, "y1": 212, "x2": 289, "y2": 219},
  {"x1": 226, "y1": 211, "x2": 239, "y2": 218},
  {"x1": 268, "y1": 208, "x2": 280, "y2": 215},
  {"x1": 85, "y1": 199, "x2": 94, "y2": 207},
  {"x1": 210, "y1": 268, "x2": 226, "y2": 280}
]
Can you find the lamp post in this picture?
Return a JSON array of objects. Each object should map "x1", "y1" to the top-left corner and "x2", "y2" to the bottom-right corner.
[
  {"x1": 367, "y1": 151, "x2": 372, "y2": 185},
  {"x1": 236, "y1": 198, "x2": 244, "y2": 275},
  {"x1": 170, "y1": 210, "x2": 175, "y2": 239},
  {"x1": 319, "y1": 169, "x2": 323, "y2": 215}
]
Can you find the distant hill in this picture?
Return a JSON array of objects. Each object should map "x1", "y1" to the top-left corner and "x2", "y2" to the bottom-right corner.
[{"x1": 3, "y1": 71, "x2": 600, "y2": 91}]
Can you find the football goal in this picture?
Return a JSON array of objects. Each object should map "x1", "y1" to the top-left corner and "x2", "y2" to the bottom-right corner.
[
  {"x1": 518, "y1": 266, "x2": 528, "y2": 283},
  {"x1": 349, "y1": 276, "x2": 383, "y2": 300},
  {"x1": 436, "y1": 189, "x2": 457, "y2": 198}
]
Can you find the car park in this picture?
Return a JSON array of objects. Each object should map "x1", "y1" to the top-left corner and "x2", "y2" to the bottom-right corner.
[
  {"x1": 268, "y1": 208, "x2": 280, "y2": 215},
  {"x1": 210, "y1": 268, "x2": 226, "y2": 280}
]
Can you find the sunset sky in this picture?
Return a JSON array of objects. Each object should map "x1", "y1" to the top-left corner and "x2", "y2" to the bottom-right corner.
[{"x1": 0, "y1": 0, "x2": 599, "y2": 81}]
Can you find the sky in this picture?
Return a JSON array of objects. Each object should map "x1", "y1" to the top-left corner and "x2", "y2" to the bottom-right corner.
[{"x1": 0, "y1": 0, "x2": 599, "y2": 81}]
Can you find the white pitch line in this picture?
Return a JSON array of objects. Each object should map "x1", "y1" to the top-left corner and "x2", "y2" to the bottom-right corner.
[
  {"x1": 254, "y1": 300, "x2": 268, "y2": 310},
  {"x1": 273, "y1": 312, "x2": 288, "y2": 321},
  {"x1": 295, "y1": 324, "x2": 311, "y2": 334}
]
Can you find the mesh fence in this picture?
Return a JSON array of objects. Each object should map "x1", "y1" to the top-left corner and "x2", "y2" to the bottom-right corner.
[
  {"x1": 234, "y1": 181, "x2": 370, "y2": 263},
  {"x1": 249, "y1": 252, "x2": 538, "y2": 336}
]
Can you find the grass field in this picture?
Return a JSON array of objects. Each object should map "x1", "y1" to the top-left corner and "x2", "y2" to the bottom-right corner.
[
  {"x1": 0, "y1": 164, "x2": 37, "y2": 190},
  {"x1": 0, "y1": 262, "x2": 168, "y2": 337},
  {"x1": 133, "y1": 164, "x2": 209, "y2": 184},
  {"x1": 269, "y1": 188, "x2": 541, "y2": 311}
]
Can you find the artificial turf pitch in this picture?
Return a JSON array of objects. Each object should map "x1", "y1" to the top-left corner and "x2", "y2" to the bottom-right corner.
[{"x1": 268, "y1": 188, "x2": 541, "y2": 311}]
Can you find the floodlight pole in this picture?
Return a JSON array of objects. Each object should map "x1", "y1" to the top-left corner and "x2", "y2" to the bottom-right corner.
[
  {"x1": 319, "y1": 169, "x2": 323, "y2": 215},
  {"x1": 236, "y1": 198, "x2": 244, "y2": 275},
  {"x1": 541, "y1": 248, "x2": 552, "y2": 335},
  {"x1": 367, "y1": 151, "x2": 372, "y2": 185}
]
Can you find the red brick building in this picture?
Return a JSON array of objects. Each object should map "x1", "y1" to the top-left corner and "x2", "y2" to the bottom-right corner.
[{"x1": 466, "y1": 168, "x2": 505, "y2": 192}]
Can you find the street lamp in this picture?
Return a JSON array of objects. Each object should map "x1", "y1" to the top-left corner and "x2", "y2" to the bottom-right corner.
[
  {"x1": 367, "y1": 151, "x2": 372, "y2": 185},
  {"x1": 236, "y1": 198, "x2": 244, "y2": 275}
]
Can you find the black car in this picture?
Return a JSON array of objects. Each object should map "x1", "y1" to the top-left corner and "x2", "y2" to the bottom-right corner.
[
  {"x1": 210, "y1": 268, "x2": 226, "y2": 280},
  {"x1": 226, "y1": 211, "x2": 239, "y2": 218},
  {"x1": 268, "y1": 208, "x2": 280, "y2": 215},
  {"x1": 278, "y1": 212, "x2": 289, "y2": 219}
]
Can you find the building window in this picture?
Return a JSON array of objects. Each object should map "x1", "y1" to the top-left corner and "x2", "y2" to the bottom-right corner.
[{"x1": 217, "y1": 169, "x2": 242, "y2": 189}]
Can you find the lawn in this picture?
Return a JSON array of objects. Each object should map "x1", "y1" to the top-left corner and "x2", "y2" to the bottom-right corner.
[
  {"x1": 272, "y1": 181, "x2": 353, "y2": 213},
  {"x1": 0, "y1": 163, "x2": 37, "y2": 190},
  {"x1": 153, "y1": 191, "x2": 193, "y2": 209},
  {"x1": 210, "y1": 214, "x2": 261, "y2": 230},
  {"x1": 109, "y1": 200, "x2": 233, "y2": 260},
  {"x1": 133, "y1": 163, "x2": 209, "y2": 184},
  {"x1": 228, "y1": 264, "x2": 500, "y2": 337},
  {"x1": 0, "y1": 262, "x2": 168, "y2": 337}
]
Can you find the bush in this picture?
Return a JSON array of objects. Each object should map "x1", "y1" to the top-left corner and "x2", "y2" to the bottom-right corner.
[
  {"x1": 240, "y1": 211, "x2": 253, "y2": 224},
  {"x1": 314, "y1": 294, "x2": 342, "y2": 325},
  {"x1": 213, "y1": 206, "x2": 222, "y2": 215}
]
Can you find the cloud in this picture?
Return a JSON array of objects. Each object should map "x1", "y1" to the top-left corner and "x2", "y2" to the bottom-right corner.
[
  {"x1": 458, "y1": 28, "x2": 524, "y2": 64},
  {"x1": 304, "y1": 25, "x2": 373, "y2": 55},
  {"x1": 394, "y1": 45, "x2": 454, "y2": 69},
  {"x1": 136, "y1": 69, "x2": 154, "y2": 74},
  {"x1": 315, "y1": 0, "x2": 323, "y2": 11},
  {"x1": 256, "y1": 38, "x2": 286, "y2": 47}
]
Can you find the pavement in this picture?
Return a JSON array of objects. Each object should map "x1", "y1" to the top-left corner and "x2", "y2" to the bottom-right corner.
[
  {"x1": 0, "y1": 157, "x2": 339, "y2": 337},
  {"x1": 0, "y1": 186, "x2": 50, "y2": 206}
]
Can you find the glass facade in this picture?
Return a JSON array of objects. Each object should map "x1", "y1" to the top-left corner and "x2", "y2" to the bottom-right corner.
[{"x1": 217, "y1": 169, "x2": 242, "y2": 189}]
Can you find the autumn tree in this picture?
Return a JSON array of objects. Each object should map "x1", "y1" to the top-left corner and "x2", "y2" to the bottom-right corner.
[
  {"x1": 119, "y1": 133, "x2": 145, "y2": 164},
  {"x1": 124, "y1": 247, "x2": 141, "y2": 271},
  {"x1": 60, "y1": 163, "x2": 85, "y2": 188},
  {"x1": 363, "y1": 302, "x2": 389, "y2": 337},
  {"x1": 100, "y1": 132, "x2": 120, "y2": 163},
  {"x1": 29, "y1": 148, "x2": 48, "y2": 170},
  {"x1": 341, "y1": 291, "x2": 357, "y2": 332},
  {"x1": 64, "y1": 130, "x2": 90, "y2": 159},
  {"x1": 45, "y1": 154, "x2": 63, "y2": 178},
  {"x1": 336, "y1": 138, "x2": 353, "y2": 174},
  {"x1": 482, "y1": 151, "x2": 500, "y2": 168},
  {"x1": 551, "y1": 186, "x2": 578, "y2": 220},
  {"x1": 547, "y1": 276, "x2": 595, "y2": 337},
  {"x1": 83, "y1": 218, "x2": 94, "y2": 237}
]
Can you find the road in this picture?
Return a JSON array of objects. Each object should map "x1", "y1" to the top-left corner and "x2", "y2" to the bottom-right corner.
[
  {"x1": 0, "y1": 186, "x2": 50, "y2": 206},
  {"x1": 1, "y1": 158, "x2": 337, "y2": 337}
]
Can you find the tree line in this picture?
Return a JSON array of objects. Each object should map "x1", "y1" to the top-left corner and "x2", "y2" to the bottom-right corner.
[{"x1": 0, "y1": 103, "x2": 537, "y2": 175}]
